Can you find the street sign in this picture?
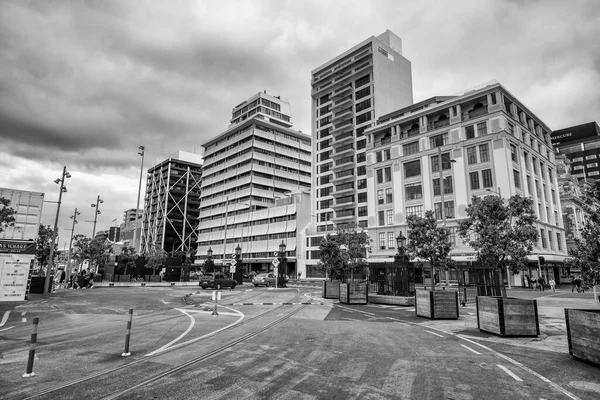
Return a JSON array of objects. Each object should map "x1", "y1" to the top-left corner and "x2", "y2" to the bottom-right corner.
[
  {"x1": 230, "y1": 259, "x2": 237, "y2": 267},
  {"x1": 272, "y1": 258, "x2": 280, "y2": 268},
  {"x1": 273, "y1": 266, "x2": 278, "y2": 275},
  {"x1": 230, "y1": 265, "x2": 236, "y2": 273}
]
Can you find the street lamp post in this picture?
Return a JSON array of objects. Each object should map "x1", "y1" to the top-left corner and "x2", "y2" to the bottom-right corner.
[
  {"x1": 438, "y1": 146, "x2": 457, "y2": 289},
  {"x1": 44, "y1": 166, "x2": 71, "y2": 295},
  {"x1": 234, "y1": 244, "x2": 243, "y2": 284},
  {"x1": 132, "y1": 146, "x2": 145, "y2": 253},
  {"x1": 90, "y1": 195, "x2": 103, "y2": 239},
  {"x1": 395, "y1": 232, "x2": 413, "y2": 296},
  {"x1": 205, "y1": 248, "x2": 214, "y2": 273},
  {"x1": 65, "y1": 208, "x2": 81, "y2": 285},
  {"x1": 277, "y1": 240, "x2": 287, "y2": 288}
]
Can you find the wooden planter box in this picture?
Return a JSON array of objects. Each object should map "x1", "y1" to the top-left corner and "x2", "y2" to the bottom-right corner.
[
  {"x1": 339, "y1": 283, "x2": 368, "y2": 305},
  {"x1": 565, "y1": 309, "x2": 600, "y2": 366},
  {"x1": 476, "y1": 296, "x2": 539, "y2": 337},
  {"x1": 146, "y1": 275, "x2": 161, "y2": 282},
  {"x1": 415, "y1": 289, "x2": 459, "y2": 319},
  {"x1": 322, "y1": 280, "x2": 341, "y2": 299},
  {"x1": 117, "y1": 274, "x2": 131, "y2": 283}
]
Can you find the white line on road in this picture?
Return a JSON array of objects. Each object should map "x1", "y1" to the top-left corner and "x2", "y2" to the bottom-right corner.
[
  {"x1": 0, "y1": 311, "x2": 9, "y2": 327},
  {"x1": 460, "y1": 344, "x2": 481, "y2": 355},
  {"x1": 0, "y1": 326, "x2": 15, "y2": 332},
  {"x1": 21, "y1": 312, "x2": 26, "y2": 316},
  {"x1": 457, "y1": 335, "x2": 580, "y2": 400},
  {"x1": 147, "y1": 309, "x2": 196, "y2": 355},
  {"x1": 497, "y1": 364, "x2": 523, "y2": 381},
  {"x1": 424, "y1": 330, "x2": 444, "y2": 338}
]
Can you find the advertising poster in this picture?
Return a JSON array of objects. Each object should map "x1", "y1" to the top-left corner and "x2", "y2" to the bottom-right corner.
[{"x1": 0, "y1": 240, "x2": 36, "y2": 302}]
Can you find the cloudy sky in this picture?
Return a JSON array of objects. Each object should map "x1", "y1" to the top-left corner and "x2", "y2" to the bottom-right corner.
[{"x1": 1, "y1": 0, "x2": 599, "y2": 248}]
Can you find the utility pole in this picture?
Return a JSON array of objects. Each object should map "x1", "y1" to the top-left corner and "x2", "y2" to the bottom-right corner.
[
  {"x1": 44, "y1": 166, "x2": 70, "y2": 295},
  {"x1": 132, "y1": 146, "x2": 145, "y2": 253}
]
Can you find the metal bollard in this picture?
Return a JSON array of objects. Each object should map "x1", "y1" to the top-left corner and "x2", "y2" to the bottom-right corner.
[
  {"x1": 121, "y1": 309, "x2": 133, "y2": 357},
  {"x1": 212, "y1": 291, "x2": 221, "y2": 316},
  {"x1": 23, "y1": 318, "x2": 39, "y2": 378}
]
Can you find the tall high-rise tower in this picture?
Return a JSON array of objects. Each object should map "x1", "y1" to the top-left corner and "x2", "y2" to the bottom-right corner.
[{"x1": 304, "y1": 30, "x2": 414, "y2": 277}]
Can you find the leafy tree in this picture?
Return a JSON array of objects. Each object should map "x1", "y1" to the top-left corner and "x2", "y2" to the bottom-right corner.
[
  {"x1": 458, "y1": 195, "x2": 538, "y2": 297},
  {"x1": 317, "y1": 224, "x2": 371, "y2": 283},
  {"x1": 406, "y1": 210, "x2": 454, "y2": 291},
  {"x1": 317, "y1": 233, "x2": 345, "y2": 281},
  {"x1": 36, "y1": 224, "x2": 56, "y2": 270},
  {"x1": 72, "y1": 235, "x2": 112, "y2": 270},
  {"x1": 0, "y1": 197, "x2": 16, "y2": 234},
  {"x1": 145, "y1": 248, "x2": 168, "y2": 274},
  {"x1": 117, "y1": 246, "x2": 138, "y2": 275},
  {"x1": 567, "y1": 181, "x2": 600, "y2": 289}
]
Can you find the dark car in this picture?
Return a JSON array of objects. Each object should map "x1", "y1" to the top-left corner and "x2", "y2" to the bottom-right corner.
[{"x1": 199, "y1": 272, "x2": 237, "y2": 290}]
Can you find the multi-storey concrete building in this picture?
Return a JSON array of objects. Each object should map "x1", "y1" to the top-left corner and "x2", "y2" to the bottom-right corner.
[
  {"x1": 556, "y1": 154, "x2": 587, "y2": 254},
  {"x1": 364, "y1": 82, "x2": 569, "y2": 286},
  {"x1": 551, "y1": 121, "x2": 600, "y2": 181},
  {"x1": 140, "y1": 151, "x2": 202, "y2": 254},
  {"x1": 119, "y1": 208, "x2": 141, "y2": 248},
  {"x1": 304, "y1": 30, "x2": 414, "y2": 277},
  {"x1": 196, "y1": 92, "x2": 312, "y2": 276}
]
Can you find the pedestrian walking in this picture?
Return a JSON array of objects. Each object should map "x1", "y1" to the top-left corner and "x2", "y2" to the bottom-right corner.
[
  {"x1": 538, "y1": 276, "x2": 545, "y2": 292},
  {"x1": 570, "y1": 275, "x2": 576, "y2": 292},
  {"x1": 549, "y1": 278, "x2": 556, "y2": 292},
  {"x1": 87, "y1": 270, "x2": 95, "y2": 289},
  {"x1": 70, "y1": 270, "x2": 80, "y2": 289},
  {"x1": 83, "y1": 268, "x2": 92, "y2": 289}
]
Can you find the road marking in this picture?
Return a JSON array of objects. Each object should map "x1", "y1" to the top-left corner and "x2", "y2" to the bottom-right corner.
[
  {"x1": 147, "y1": 309, "x2": 196, "y2": 355},
  {"x1": 0, "y1": 311, "x2": 9, "y2": 327},
  {"x1": 0, "y1": 326, "x2": 15, "y2": 332},
  {"x1": 21, "y1": 312, "x2": 26, "y2": 316},
  {"x1": 497, "y1": 364, "x2": 523, "y2": 381},
  {"x1": 146, "y1": 305, "x2": 244, "y2": 357},
  {"x1": 22, "y1": 318, "x2": 26, "y2": 323},
  {"x1": 460, "y1": 344, "x2": 481, "y2": 355},
  {"x1": 457, "y1": 335, "x2": 580, "y2": 400},
  {"x1": 424, "y1": 330, "x2": 444, "y2": 338}
]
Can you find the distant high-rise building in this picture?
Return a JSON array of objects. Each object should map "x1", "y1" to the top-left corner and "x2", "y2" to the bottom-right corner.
[
  {"x1": 196, "y1": 92, "x2": 312, "y2": 276},
  {"x1": 140, "y1": 151, "x2": 203, "y2": 254},
  {"x1": 551, "y1": 121, "x2": 600, "y2": 181},
  {"x1": 305, "y1": 30, "x2": 414, "y2": 277}
]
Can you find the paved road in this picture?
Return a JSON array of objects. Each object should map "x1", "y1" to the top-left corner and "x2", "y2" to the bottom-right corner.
[{"x1": 0, "y1": 284, "x2": 599, "y2": 399}]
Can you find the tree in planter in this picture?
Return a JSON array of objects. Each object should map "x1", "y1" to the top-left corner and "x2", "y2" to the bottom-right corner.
[
  {"x1": 457, "y1": 195, "x2": 538, "y2": 298},
  {"x1": 317, "y1": 225, "x2": 371, "y2": 282},
  {"x1": 0, "y1": 197, "x2": 16, "y2": 234},
  {"x1": 36, "y1": 224, "x2": 56, "y2": 274},
  {"x1": 72, "y1": 235, "x2": 112, "y2": 271},
  {"x1": 117, "y1": 247, "x2": 138, "y2": 276},
  {"x1": 566, "y1": 181, "x2": 600, "y2": 291},
  {"x1": 145, "y1": 248, "x2": 168, "y2": 275},
  {"x1": 406, "y1": 210, "x2": 454, "y2": 291},
  {"x1": 317, "y1": 233, "x2": 345, "y2": 281}
]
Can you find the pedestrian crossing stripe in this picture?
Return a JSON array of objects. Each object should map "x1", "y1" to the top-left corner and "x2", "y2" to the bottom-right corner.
[{"x1": 226, "y1": 302, "x2": 326, "y2": 306}]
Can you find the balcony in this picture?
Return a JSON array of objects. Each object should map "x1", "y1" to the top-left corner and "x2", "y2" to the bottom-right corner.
[
  {"x1": 332, "y1": 198, "x2": 357, "y2": 211},
  {"x1": 373, "y1": 137, "x2": 391, "y2": 148},
  {"x1": 331, "y1": 96, "x2": 353, "y2": 112},
  {"x1": 331, "y1": 155, "x2": 355, "y2": 172},
  {"x1": 334, "y1": 184, "x2": 355, "y2": 196},
  {"x1": 331, "y1": 120, "x2": 354, "y2": 136},
  {"x1": 333, "y1": 143, "x2": 355, "y2": 156},
  {"x1": 332, "y1": 107, "x2": 353, "y2": 124},
  {"x1": 428, "y1": 118, "x2": 450, "y2": 131},
  {"x1": 331, "y1": 84, "x2": 352, "y2": 100},
  {"x1": 333, "y1": 211, "x2": 356, "y2": 223},
  {"x1": 462, "y1": 105, "x2": 488, "y2": 121},
  {"x1": 332, "y1": 169, "x2": 355, "y2": 184}
]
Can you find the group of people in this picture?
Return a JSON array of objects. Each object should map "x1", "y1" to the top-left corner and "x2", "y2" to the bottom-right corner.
[
  {"x1": 53, "y1": 268, "x2": 95, "y2": 291},
  {"x1": 528, "y1": 275, "x2": 556, "y2": 292}
]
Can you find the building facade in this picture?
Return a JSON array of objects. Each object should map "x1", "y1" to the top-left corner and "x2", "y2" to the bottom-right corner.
[
  {"x1": 140, "y1": 151, "x2": 203, "y2": 254},
  {"x1": 364, "y1": 82, "x2": 569, "y2": 285},
  {"x1": 556, "y1": 154, "x2": 587, "y2": 255},
  {"x1": 304, "y1": 30, "x2": 414, "y2": 277},
  {"x1": 119, "y1": 208, "x2": 141, "y2": 249},
  {"x1": 196, "y1": 92, "x2": 312, "y2": 276},
  {"x1": 551, "y1": 121, "x2": 600, "y2": 181}
]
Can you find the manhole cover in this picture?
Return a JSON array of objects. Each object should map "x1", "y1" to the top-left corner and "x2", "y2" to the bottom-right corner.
[{"x1": 569, "y1": 381, "x2": 600, "y2": 393}]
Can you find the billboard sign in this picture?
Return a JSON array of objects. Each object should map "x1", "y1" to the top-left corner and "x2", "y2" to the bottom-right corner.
[{"x1": 0, "y1": 240, "x2": 36, "y2": 302}]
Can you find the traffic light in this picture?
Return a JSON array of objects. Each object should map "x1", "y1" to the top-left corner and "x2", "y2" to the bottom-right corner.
[{"x1": 539, "y1": 256, "x2": 545, "y2": 265}]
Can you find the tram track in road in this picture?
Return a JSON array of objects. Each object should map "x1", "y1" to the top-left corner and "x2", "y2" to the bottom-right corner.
[{"x1": 22, "y1": 290, "x2": 313, "y2": 400}]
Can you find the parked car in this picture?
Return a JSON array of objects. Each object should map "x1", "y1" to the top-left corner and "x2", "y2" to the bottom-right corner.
[
  {"x1": 252, "y1": 273, "x2": 276, "y2": 287},
  {"x1": 189, "y1": 271, "x2": 203, "y2": 280},
  {"x1": 199, "y1": 272, "x2": 237, "y2": 290}
]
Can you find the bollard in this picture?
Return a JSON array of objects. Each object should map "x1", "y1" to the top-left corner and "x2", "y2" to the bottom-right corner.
[
  {"x1": 23, "y1": 318, "x2": 39, "y2": 378},
  {"x1": 212, "y1": 291, "x2": 221, "y2": 316},
  {"x1": 121, "y1": 309, "x2": 133, "y2": 357}
]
